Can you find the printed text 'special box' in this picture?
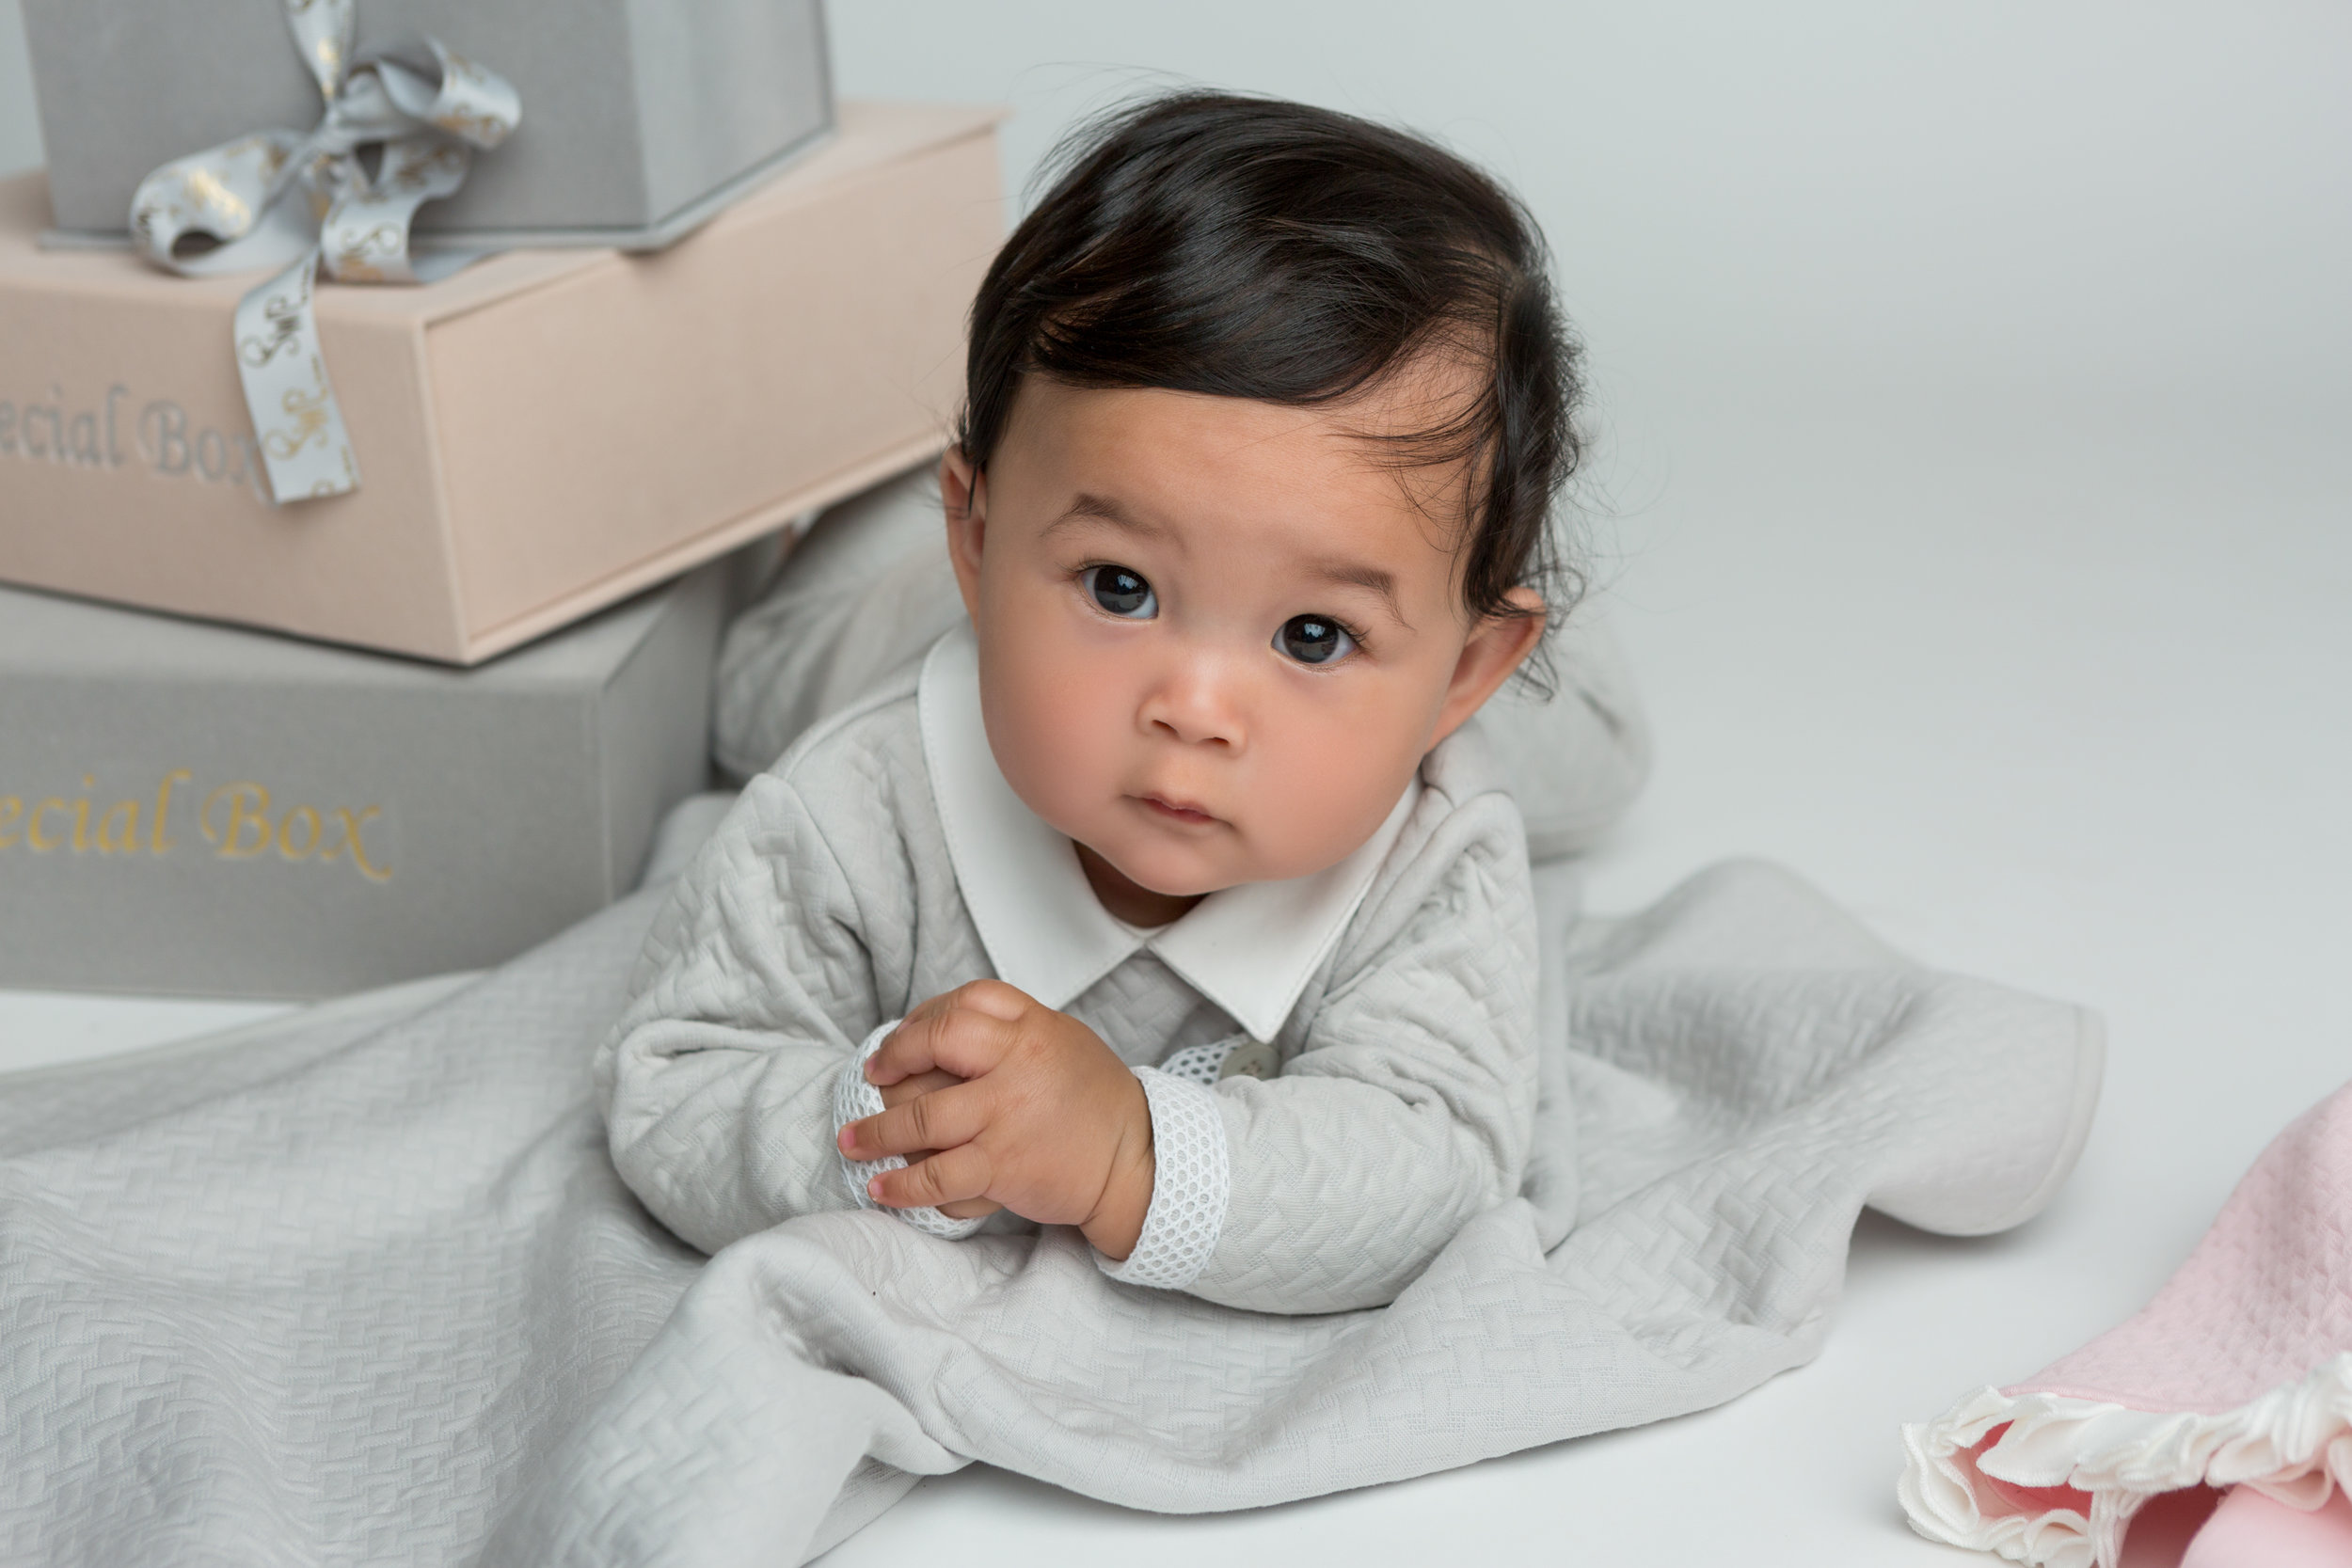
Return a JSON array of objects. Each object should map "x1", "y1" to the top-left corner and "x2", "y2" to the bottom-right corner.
[
  {"x1": 24, "y1": 0, "x2": 834, "y2": 251},
  {"x1": 0, "y1": 554, "x2": 763, "y2": 999},
  {"x1": 0, "y1": 102, "x2": 1001, "y2": 664}
]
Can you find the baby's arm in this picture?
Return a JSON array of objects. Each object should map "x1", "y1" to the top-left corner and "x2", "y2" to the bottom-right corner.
[
  {"x1": 841, "y1": 794, "x2": 1540, "y2": 1312},
  {"x1": 596, "y1": 773, "x2": 890, "y2": 1255},
  {"x1": 1189, "y1": 800, "x2": 1540, "y2": 1313}
]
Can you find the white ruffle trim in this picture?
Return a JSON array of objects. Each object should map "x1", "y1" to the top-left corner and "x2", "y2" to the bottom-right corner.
[{"x1": 1899, "y1": 1352, "x2": 2352, "y2": 1568}]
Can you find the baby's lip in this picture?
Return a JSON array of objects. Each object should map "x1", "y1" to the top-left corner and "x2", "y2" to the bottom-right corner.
[{"x1": 1136, "y1": 793, "x2": 1219, "y2": 826}]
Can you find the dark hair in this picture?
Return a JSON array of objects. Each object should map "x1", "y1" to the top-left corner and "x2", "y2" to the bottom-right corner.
[{"x1": 958, "y1": 89, "x2": 1585, "y2": 648}]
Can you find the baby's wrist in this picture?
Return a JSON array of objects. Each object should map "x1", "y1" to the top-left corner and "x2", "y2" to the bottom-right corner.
[{"x1": 1078, "y1": 1077, "x2": 1156, "y2": 1260}]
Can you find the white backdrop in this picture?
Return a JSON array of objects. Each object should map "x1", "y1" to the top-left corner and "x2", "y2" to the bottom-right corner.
[
  {"x1": 5, "y1": 7, "x2": 2350, "y2": 1564},
  {"x1": 6, "y1": 3, "x2": 2348, "y2": 388}
]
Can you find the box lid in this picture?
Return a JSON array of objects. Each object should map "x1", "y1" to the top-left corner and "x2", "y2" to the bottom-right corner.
[
  {"x1": 1, "y1": 102, "x2": 1004, "y2": 328},
  {"x1": 0, "y1": 574, "x2": 683, "y2": 692}
]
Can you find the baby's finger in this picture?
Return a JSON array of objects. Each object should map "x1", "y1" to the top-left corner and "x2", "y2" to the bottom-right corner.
[
  {"x1": 894, "y1": 989, "x2": 961, "y2": 1029},
  {"x1": 840, "y1": 1081, "x2": 989, "y2": 1161},
  {"x1": 867, "y1": 1004, "x2": 1018, "y2": 1085},
  {"x1": 936, "y1": 1196, "x2": 1002, "y2": 1221},
  {"x1": 868, "y1": 1142, "x2": 993, "y2": 1211},
  {"x1": 942, "y1": 978, "x2": 1032, "y2": 1022},
  {"x1": 876, "y1": 1067, "x2": 962, "y2": 1111},
  {"x1": 860, "y1": 991, "x2": 963, "y2": 1087}
]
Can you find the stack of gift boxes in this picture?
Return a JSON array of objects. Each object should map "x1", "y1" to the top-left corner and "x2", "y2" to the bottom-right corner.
[{"x1": 0, "y1": 0, "x2": 1003, "y2": 996}]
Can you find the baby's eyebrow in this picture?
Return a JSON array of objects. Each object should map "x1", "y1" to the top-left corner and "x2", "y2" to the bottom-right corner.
[
  {"x1": 1042, "y1": 492, "x2": 1167, "y2": 541},
  {"x1": 1309, "y1": 560, "x2": 1406, "y2": 626}
]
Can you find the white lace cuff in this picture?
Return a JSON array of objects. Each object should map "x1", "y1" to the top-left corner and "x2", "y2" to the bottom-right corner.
[
  {"x1": 1155, "y1": 1037, "x2": 1240, "y2": 1085},
  {"x1": 832, "y1": 1019, "x2": 984, "y2": 1242},
  {"x1": 1097, "y1": 1066, "x2": 1230, "y2": 1290},
  {"x1": 1156, "y1": 1035, "x2": 1279, "y2": 1085}
]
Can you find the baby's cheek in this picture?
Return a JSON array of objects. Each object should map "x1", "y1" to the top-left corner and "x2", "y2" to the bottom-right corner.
[
  {"x1": 1248, "y1": 707, "x2": 1423, "y2": 878},
  {"x1": 991, "y1": 662, "x2": 1129, "y2": 832}
]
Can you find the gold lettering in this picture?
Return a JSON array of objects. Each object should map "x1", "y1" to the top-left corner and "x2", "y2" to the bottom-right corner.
[
  {"x1": 152, "y1": 768, "x2": 191, "y2": 853},
  {"x1": 71, "y1": 775, "x2": 94, "y2": 851},
  {"x1": 96, "y1": 800, "x2": 141, "y2": 853},
  {"x1": 276, "y1": 804, "x2": 321, "y2": 860},
  {"x1": 142, "y1": 401, "x2": 190, "y2": 474},
  {"x1": 27, "y1": 799, "x2": 69, "y2": 851},
  {"x1": 0, "y1": 796, "x2": 20, "y2": 847},
  {"x1": 201, "y1": 782, "x2": 274, "y2": 859},
  {"x1": 321, "y1": 805, "x2": 391, "y2": 883}
]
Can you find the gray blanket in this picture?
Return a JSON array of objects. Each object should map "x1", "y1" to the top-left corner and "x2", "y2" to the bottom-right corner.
[{"x1": 0, "y1": 855, "x2": 2100, "y2": 1566}]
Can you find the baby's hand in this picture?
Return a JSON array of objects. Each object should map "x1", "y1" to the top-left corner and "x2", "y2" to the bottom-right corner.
[
  {"x1": 838, "y1": 980, "x2": 1154, "y2": 1259},
  {"x1": 876, "y1": 1069, "x2": 962, "y2": 1110},
  {"x1": 872, "y1": 1066, "x2": 995, "y2": 1222}
]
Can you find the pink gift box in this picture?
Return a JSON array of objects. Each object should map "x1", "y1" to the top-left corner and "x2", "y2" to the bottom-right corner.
[{"x1": 0, "y1": 101, "x2": 1001, "y2": 664}]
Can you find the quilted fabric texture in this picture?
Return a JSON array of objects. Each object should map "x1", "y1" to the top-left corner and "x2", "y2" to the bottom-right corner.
[
  {"x1": 1902, "y1": 1081, "x2": 2352, "y2": 1568},
  {"x1": 600, "y1": 668, "x2": 1543, "y2": 1317},
  {"x1": 0, "y1": 850, "x2": 2099, "y2": 1567},
  {"x1": 0, "y1": 901, "x2": 921, "y2": 1568}
]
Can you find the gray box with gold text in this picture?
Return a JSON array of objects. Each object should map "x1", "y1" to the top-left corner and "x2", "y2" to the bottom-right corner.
[{"x1": 0, "y1": 562, "x2": 736, "y2": 997}]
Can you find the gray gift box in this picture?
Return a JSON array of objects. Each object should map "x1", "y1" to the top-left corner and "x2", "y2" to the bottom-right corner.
[
  {"x1": 0, "y1": 547, "x2": 772, "y2": 998},
  {"x1": 23, "y1": 0, "x2": 833, "y2": 250}
]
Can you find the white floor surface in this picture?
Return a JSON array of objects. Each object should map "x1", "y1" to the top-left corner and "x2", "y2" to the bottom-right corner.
[{"x1": 3, "y1": 368, "x2": 2345, "y2": 1563}]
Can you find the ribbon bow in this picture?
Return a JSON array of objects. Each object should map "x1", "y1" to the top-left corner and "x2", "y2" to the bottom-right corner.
[{"x1": 129, "y1": 0, "x2": 519, "y2": 503}]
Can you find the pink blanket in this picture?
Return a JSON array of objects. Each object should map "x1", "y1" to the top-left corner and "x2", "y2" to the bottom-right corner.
[{"x1": 1901, "y1": 1081, "x2": 2352, "y2": 1568}]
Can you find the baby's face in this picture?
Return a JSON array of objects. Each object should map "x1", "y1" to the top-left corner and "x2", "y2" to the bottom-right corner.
[{"x1": 945, "y1": 376, "x2": 1539, "y2": 903}]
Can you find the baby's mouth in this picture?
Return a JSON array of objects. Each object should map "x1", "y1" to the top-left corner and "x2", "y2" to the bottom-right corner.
[{"x1": 1137, "y1": 794, "x2": 1217, "y2": 826}]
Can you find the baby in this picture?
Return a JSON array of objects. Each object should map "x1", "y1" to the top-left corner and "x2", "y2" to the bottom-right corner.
[{"x1": 600, "y1": 91, "x2": 1592, "y2": 1312}]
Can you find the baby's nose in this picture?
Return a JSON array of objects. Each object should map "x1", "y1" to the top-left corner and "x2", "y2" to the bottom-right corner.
[{"x1": 1140, "y1": 657, "x2": 1246, "y2": 748}]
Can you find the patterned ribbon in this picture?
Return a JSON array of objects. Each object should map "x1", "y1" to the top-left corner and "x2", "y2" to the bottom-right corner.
[{"x1": 128, "y1": 0, "x2": 519, "y2": 503}]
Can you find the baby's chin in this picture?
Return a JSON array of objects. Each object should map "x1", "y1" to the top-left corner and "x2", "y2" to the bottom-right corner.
[
  {"x1": 1093, "y1": 829, "x2": 1339, "y2": 900},
  {"x1": 1091, "y1": 843, "x2": 1244, "y2": 901}
]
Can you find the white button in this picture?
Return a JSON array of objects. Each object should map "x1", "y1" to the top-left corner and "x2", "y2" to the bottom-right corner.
[{"x1": 1218, "y1": 1039, "x2": 1279, "y2": 1081}]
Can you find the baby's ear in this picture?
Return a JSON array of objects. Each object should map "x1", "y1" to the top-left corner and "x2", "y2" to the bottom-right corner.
[
  {"x1": 940, "y1": 449, "x2": 987, "y2": 622},
  {"x1": 1431, "y1": 589, "x2": 1547, "y2": 746}
]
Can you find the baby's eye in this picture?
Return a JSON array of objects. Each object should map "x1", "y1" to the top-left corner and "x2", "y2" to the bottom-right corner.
[
  {"x1": 1276, "y1": 614, "x2": 1357, "y2": 666},
  {"x1": 1085, "y1": 563, "x2": 1157, "y2": 619}
]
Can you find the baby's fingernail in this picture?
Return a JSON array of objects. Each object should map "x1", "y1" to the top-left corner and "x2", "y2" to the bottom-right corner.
[
  {"x1": 866, "y1": 1177, "x2": 885, "y2": 1200},
  {"x1": 837, "y1": 1127, "x2": 855, "y2": 1153}
]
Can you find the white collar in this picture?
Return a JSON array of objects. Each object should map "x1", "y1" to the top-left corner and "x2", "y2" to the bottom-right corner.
[{"x1": 917, "y1": 623, "x2": 1419, "y2": 1042}]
